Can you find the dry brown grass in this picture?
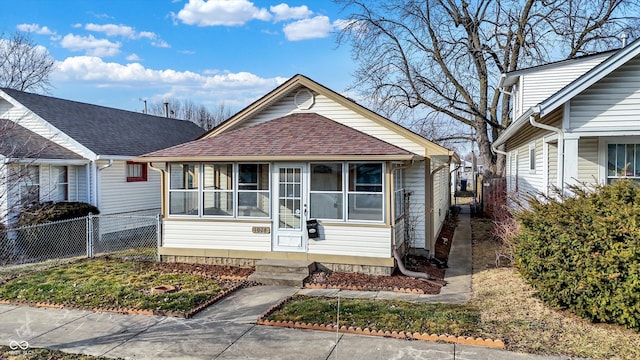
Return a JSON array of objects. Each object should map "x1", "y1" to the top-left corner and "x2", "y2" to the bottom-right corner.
[{"x1": 469, "y1": 216, "x2": 640, "y2": 359}]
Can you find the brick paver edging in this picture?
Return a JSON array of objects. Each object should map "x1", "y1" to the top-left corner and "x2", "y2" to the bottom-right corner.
[
  {"x1": 0, "y1": 281, "x2": 248, "y2": 318},
  {"x1": 304, "y1": 282, "x2": 429, "y2": 294},
  {"x1": 257, "y1": 297, "x2": 504, "y2": 349}
]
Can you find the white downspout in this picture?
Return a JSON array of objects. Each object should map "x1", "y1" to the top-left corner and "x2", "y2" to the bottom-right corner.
[
  {"x1": 147, "y1": 162, "x2": 166, "y2": 218},
  {"x1": 527, "y1": 106, "x2": 565, "y2": 193},
  {"x1": 94, "y1": 159, "x2": 114, "y2": 211}
]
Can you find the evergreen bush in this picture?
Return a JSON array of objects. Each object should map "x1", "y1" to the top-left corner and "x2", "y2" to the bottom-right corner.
[
  {"x1": 17, "y1": 201, "x2": 99, "y2": 226},
  {"x1": 515, "y1": 180, "x2": 640, "y2": 331}
]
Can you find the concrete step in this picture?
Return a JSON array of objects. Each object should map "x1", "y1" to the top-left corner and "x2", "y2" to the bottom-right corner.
[
  {"x1": 254, "y1": 259, "x2": 315, "y2": 276},
  {"x1": 247, "y1": 272, "x2": 309, "y2": 287}
]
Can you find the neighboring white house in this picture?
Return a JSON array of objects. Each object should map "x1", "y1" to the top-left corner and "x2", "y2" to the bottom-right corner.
[
  {"x1": 0, "y1": 88, "x2": 204, "y2": 224},
  {"x1": 139, "y1": 74, "x2": 459, "y2": 275},
  {"x1": 494, "y1": 37, "x2": 640, "y2": 206}
]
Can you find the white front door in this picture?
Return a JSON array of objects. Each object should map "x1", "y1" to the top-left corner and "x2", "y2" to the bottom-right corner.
[{"x1": 272, "y1": 164, "x2": 307, "y2": 252}]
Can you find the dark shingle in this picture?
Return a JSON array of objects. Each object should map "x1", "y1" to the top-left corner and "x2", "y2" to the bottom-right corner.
[
  {"x1": 1, "y1": 88, "x2": 205, "y2": 156},
  {"x1": 0, "y1": 119, "x2": 84, "y2": 159},
  {"x1": 143, "y1": 113, "x2": 413, "y2": 158}
]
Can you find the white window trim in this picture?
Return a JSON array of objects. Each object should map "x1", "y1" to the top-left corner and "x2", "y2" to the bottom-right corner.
[
  {"x1": 528, "y1": 141, "x2": 536, "y2": 173},
  {"x1": 168, "y1": 162, "x2": 271, "y2": 219},
  {"x1": 598, "y1": 136, "x2": 640, "y2": 185}
]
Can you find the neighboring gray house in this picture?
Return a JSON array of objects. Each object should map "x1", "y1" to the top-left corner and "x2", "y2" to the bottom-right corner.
[
  {"x1": 494, "y1": 37, "x2": 640, "y2": 205},
  {"x1": 0, "y1": 88, "x2": 204, "y2": 224}
]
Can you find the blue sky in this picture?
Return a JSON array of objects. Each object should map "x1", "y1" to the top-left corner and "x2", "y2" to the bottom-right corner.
[{"x1": 1, "y1": 0, "x2": 356, "y2": 114}]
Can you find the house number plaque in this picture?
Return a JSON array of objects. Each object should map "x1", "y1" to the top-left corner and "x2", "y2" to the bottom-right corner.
[{"x1": 252, "y1": 226, "x2": 270, "y2": 234}]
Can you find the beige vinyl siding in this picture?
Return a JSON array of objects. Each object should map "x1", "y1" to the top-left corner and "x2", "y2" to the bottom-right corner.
[
  {"x1": 507, "y1": 108, "x2": 563, "y2": 150},
  {"x1": 98, "y1": 160, "x2": 161, "y2": 215},
  {"x1": 520, "y1": 54, "x2": 610, "y2": 111},
  {"x1": 238, "y1": 90, "x2": 427, "y2": 156},
  {"x1": 512, "y1": 138, "x2": 545, "y2": 198},
  {"x1": 431, "y1": 156, "x2": 450, "y2": 241},
  {"x1": 163, "y1": 220, "x2": 271, "y2": 251},
  {"x1": 0, "y1": 99, "x2": 93, "y2": 158},
  {"x1": 577, "y1": 137, "x2": 599, "y2": 185},
  {"x1": 548, "y1": 142, "x2": 558, "y2": 191},
  {"x1": 570, "y1": 57, "x2": 640, "y2": 131},
  {"x1": 403, "y1": 161, "x2": 427, "y2": 249},
  {"x1": 309, "y1": 224, "x2": 391, "y2": 258}
]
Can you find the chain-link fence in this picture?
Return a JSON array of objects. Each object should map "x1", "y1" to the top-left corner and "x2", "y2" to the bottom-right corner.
[{"x1": 0, "y1": 214, "x2": 160, "y2": 267}]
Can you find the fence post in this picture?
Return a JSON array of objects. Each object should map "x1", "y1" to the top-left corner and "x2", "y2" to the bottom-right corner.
[
  {"x1": 156, "y1": 213, "x2": 161, "y2": 262},
  {"x1": 87, "y1": 213, "x2": 93, "y2": 258}
]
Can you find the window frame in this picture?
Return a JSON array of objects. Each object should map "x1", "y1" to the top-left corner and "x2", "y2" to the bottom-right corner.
[
  {"x1": 126, "y1": 161, "x2": 148, "y2": 182},
  {"x1": 307, "y1": 162, "x2": 386, "y2": 223},
  {"x1": 50, "y1": 165, "x2": 69, "y2": 202},
  {"x1": 606, "y1": 142, "x2": 640, "y2": 183},
  {"x1": 394, "y1": 169, "x2": 405, "y2": 219},
  {"x1": 168, "y1": 162, "x2": 271, "y2": 219},
  {"x1": 309, "y1": 162, "x2": 345, "y2": 221},
  {"x1": 19, "y1": 164, "x2": 40, "y2": 205},
  {"x1": 528, "y1": 141, "x2": 536, "y2": 173}
]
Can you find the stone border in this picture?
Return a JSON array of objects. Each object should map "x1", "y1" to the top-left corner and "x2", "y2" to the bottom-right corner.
[
  {"x1": 304, "y1": 282, "x2": 428, "y2": 294},
  {"x1": 257, "y1": 297, "x2": 504, "y2": 349},
  {"x1": 0, "y1": 280, "x2": 248, "y2": 319}
]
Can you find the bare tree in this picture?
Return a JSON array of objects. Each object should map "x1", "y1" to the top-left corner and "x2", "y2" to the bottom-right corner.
[
  {"x1": 0, "y1": 32, "x2": 56, "y2": 93},
  {"x1": 337, "y1": 0, "x2": 640, "y2": 175},
  {"x1": 148, "y1": 98, "x2": 232, "y2": 130}
]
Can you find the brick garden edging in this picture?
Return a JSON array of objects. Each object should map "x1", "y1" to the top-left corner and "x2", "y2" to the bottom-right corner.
[
  {"x1": 0, "y1": 280, "x2": 248, "y2": 318},
  {"x1": 304, "y1": 282, "x2": 428, "y2": 294},
  {"x1": 257, "y1": 297, "x2": 505, "y2": 349}
]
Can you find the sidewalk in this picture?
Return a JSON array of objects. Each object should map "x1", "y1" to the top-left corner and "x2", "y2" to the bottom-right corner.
[
  {"x1": 0, "y1": 206, "x2": 571, "y2": 359},
  {"x1": 0, "y1": 286, "x2": 569, "y2": 360}
]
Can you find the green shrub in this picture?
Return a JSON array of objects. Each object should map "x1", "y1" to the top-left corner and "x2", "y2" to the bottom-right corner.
[
  {"x1": 17, "y1": 201, "x2": 100, "y2": 226},
  {"x1": 514, "y1": 180, "x2": 640, "y2": 331}
]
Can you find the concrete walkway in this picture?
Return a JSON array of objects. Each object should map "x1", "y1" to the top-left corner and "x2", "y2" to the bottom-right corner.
[
  {"x1": 1, "y1": 285, "x2": 569, "y2": 360},
  {"x1": 0, "y1": 206, "x2": 572, "y2": 359}
]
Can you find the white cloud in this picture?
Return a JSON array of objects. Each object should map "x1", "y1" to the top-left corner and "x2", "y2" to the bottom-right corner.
[
  {"x1": 282, "y1": 16, "x2": 334, "y2": 41},
  {"x1": 16, "y1": 23, "x2": 55, "y2": 35},
  {"x1": 175, "y1": 0, "x2": 272, "y2": 26},
  {"x1": 60, "y1": 34, "x2": 121, "y2": 57},
  {"x1": 126, "y1": 53, "x2": 141, "y2": 61},
  {"x1": 85, "y1": 23, "x2": 136, "y2": 37},
  {"x1": 270, "y1": 4, "x2": 312, "y2": 22},
  {"x1": 84, "y1": 23, "x2": 162, "y2": 41},
  {"x1": 53, "y1": 56, "x2": 286, "y2": 88},
  {"x1": 152, "y1": 39, "x2": 171, "y2": 48}
]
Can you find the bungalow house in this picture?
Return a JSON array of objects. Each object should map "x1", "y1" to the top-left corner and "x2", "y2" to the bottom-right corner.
[
  {"x1": 0, "y1": 88, "x2": 204, "y2": 224},
  {"x1": 139, "y1": 74, "x2": 458, "y2": 275},
  {"x1": 494, "y1": 37, "x2": 640, "y2": 205}
]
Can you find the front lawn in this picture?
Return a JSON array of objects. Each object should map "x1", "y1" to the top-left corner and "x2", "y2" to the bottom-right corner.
[
  {"x1": 265, "y1": 295, "x2": 480, "y2": 337},
  {"x1": 0, "y1": 258, "x2": 230, "y2": 313}
]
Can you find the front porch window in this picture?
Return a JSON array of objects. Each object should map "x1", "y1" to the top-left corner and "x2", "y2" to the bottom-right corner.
[
  {"x1": 310, "y1": 163, "x2": 343, "y2": 220},
  {"x1": 169, "y1": 163, "x2": 199, "y2": 215},
  {"x1": 348, "y1": 163, "x2": 383, "y2": 221},
  {"x1": 607, "y1": 143, "x2": 640, "y2": 183},
  {"x1": 203, "y1": 163, "x2": 233, "y2": 216},
  {"x1": 238, "y1": 164, "x2": 270, "y2": 217},
  {"x1": 168, "y1": 163, "x2": 270, "y2": 218}
]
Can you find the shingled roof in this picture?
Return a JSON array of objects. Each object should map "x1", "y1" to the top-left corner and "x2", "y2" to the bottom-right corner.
[
  {"x1": 1, "y1": 88, "x2": 205, "y2": 157},
  {"x1": 142, "y1": 113, "x2": 416, "y2": 161},
  {"x1": 0, "y1": 119, "x2": 84, "y2": 160}
]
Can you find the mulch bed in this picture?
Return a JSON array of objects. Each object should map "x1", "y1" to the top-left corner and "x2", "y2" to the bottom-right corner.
[
  {"x1": 304, "y1": 210, "x2": 459, "y2": 295},
  {"x1": 148, "y1": 262, "x2": 255, "y2": 280}
]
